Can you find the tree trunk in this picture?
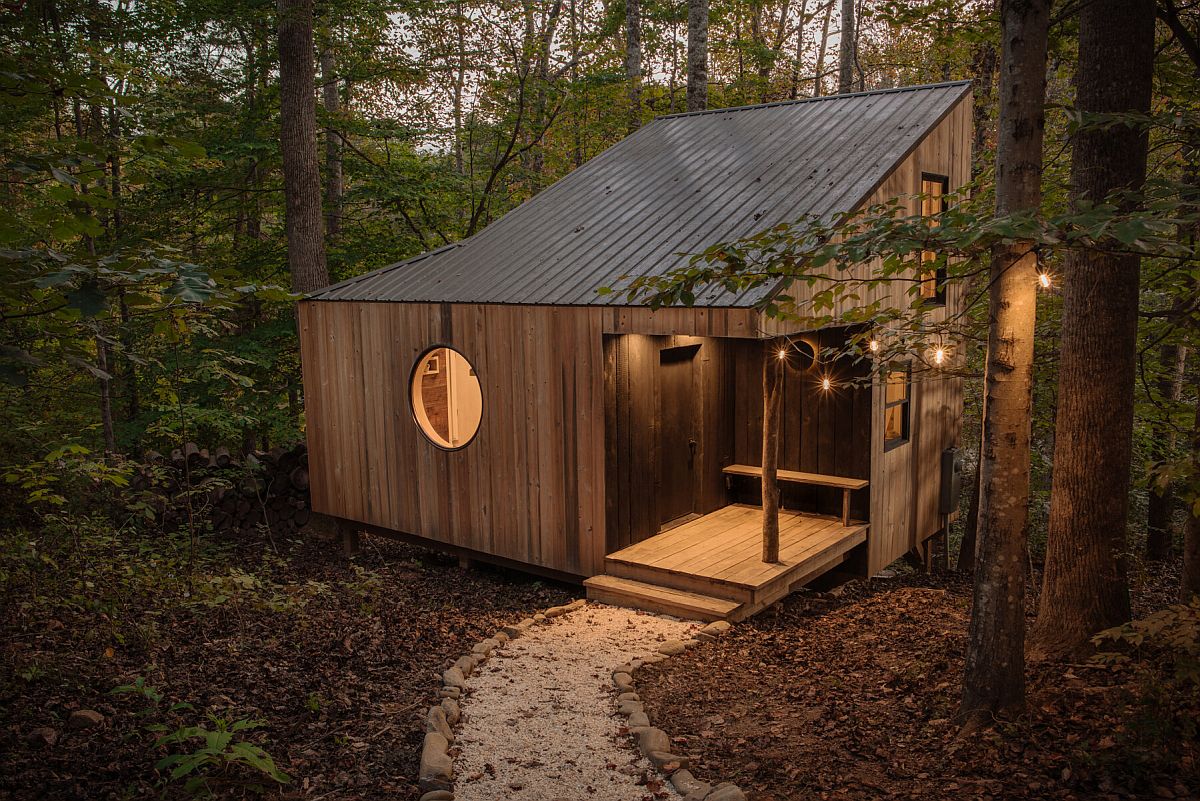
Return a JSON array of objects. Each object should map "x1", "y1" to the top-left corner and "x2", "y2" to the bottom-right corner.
[
  {"x1": 836, "y1": 0, "x2": 854, "y2": 94},
  {"x1": 625, "y1": 0, "x2": 642, "y2": 132},
  {"x1": 956, "y1": 456, "x2": 981, "y2": 573},
  {"x1": 278, "y1": 0, "x2": 329, "y2": 294},
  {"x1": 788, "y1": 0, "x2": 811, "y2": 100},
  {"x1": 1147, "y1": 344, "x2": 1188, "y2": 560},
  {"x1": 762, "y1": 342, "x2": 783, "y2": 563},
  {"x1": 320, "y1": 45, "x2": 342, "y2": 240},
  {"x1": 1182, "y1": 388, "x2": 1200, "y2": 600},
  {"x1": 813, "y1": 0, "x2": 834, "y2": 96},
  {"x1": 960, "y1": 0, "x2": 1050, "y2": 723},
  {"x1": 1029, "y1": 0, "x2": 1155, "y2": 660},
  {"x1": 686, "y1": 0, "x2": 709, "y2": 111}
]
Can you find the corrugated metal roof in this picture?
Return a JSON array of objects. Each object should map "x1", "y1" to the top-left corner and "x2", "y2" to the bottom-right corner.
[{"x1": 311, "y1": 81, "x2": 972, "y2": 307}]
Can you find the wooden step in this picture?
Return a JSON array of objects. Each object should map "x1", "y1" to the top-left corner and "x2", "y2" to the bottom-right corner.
[
  {"x1": 583, "y1": 575, "x2": 742, "y2": 622},
  {"x1": 604, "y1": 557, "x2": 756, "y2": 602}
]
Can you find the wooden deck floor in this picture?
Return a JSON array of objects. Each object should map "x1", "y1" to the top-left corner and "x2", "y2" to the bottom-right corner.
[{"x1": 585, "y1": 504, "x2": 868, "y2": 621}]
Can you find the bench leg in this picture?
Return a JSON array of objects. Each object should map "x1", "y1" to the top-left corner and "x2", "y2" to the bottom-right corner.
[{"x1": 841, "y1": 489, "x2": 850, "y2": 526}]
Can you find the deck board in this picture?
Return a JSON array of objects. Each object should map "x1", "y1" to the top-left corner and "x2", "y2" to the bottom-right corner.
[{"x1": 606, "y1": 503, "x2": 868, "y2": 591}]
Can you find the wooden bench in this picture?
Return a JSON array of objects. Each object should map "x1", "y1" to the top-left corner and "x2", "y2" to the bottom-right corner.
[{"x1": 721, "y1": 464, "x2": 869, "y2": 526}]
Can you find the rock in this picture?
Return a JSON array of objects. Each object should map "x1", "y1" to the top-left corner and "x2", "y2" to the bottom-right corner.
[
  {"x1": 453, "y1": 655, "x2": 476, "y2": 677},
  {"x1": 501, "y1": 624, "x2": 524, "y2": 639},
  {"x1": 694, "y1": 631, "x2": 717, "y2": 642},
  {"x1": 612, "y1": 672, "x2": 635, "y2": 692},
  {"x1": 494, "y1": 631, "x2": 510, "y2": 644},
  {"x1": 565, "y1": 598, "x2": 587, "y2": 610},
  {"x1": 658, "y1": 639, "x2": 687, "y2": 656},
  {"x1": 705, "y1": 784, "x2": 747, "y2": 801},
  {"x1": 640, "y1": 653, "x2": 666, "y2": 665},
  {"x1": 647, "y1": 751, "x2": 689, "y2": 771},
  {"x1": 419, "y1": 792, "x2": 455, "y2": 801},
  {"x1": 613, "y1": 660, "x2": 642, "y2": 675},
  {"x1": 419, "y1": 733, "x2": 453, "y2": 791},
  {"x1": 617, "y1": 699, "x2": 643, "y2": 717},
  {"x1": 684, "y1": 789, "x2": 714, "y2": 801},
  {"x1": 438, "y1": 686, "x2": 461, "y2": 700},
  {"x1": 471, "y1": 639, "x2": 497, "y2": 656},
  {"x1": 67, "y1": 710, "x2": 104, "y2": 730},
  {"x1": 671, "y1": 770, "x2": 708, "y2": 796},
  {"x1": 682, "y1": 638, "x2": 701, "y2": 649},
  {"x1": 543, "y1": 605, "x2": 571, "y2": 618},
  {"x1": 700, "y1": 620, "x2": 731, "y2": 638},
  {"x1": 426, "y1": 705, "x2": 453, "y2": 742},
  {"x1": 442, "y1": 666, "x2": 466, "y2": 689},
  {"x1": 25, "y1": 727, "x2": 57, "y2": 748},
  {"x1": 533, "y1": 613, "x2": 546, "y2": 623},
  {"x1": 441, "y1": 698, "x2": 460, "y2": 726},
  {"x1": 628, "y1": 711, "x2": 650, "y2": 728},
  {"x1": 638, "y1": 726, "x2": 671, "y2": 754},
  {"x1": 616, "y1": 692, "x2": 640, "y2": 702}
]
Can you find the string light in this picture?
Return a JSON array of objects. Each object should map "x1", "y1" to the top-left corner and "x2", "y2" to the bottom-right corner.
[
  {"x1": 1038, "y1": 272, "x2": 1052, "y2": 289},
  {"x1": 777, "y1": 348, "x2": 788, "y2": 361},
  {"x1": 821, "y1": 376, "x2": 833, "y2": 392},
  {"x1": 868, "y1": 338, "x2": 880, "y2": 354},
  {"x1": 934, "y1": 346, "x2": 946, "y2": 366}
]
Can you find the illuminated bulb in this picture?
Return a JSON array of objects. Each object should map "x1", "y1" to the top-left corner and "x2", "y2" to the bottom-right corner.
[
  {"x1": 777, "y1": 348, "x2": 788, "y2": 361},
  {"x1": 868, "y1": 339, "x2": 880, "y2": 353},
  {"x1": 821, "y1": 377, "x2": 832, "y2": 391},
  {"x1": 1038, "y1": 272, "x2": 1051, "y2": 289},
  {"x1": 934, "y1": 347, "x2": 946, "y2": 365}
]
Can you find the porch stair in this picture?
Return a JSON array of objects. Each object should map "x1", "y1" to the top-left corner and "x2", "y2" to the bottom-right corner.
[{"x1": 584, "y1": 504, "x2": 868, "y2": 622}]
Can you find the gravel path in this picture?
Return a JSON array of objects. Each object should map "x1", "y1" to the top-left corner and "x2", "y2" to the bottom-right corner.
[{"x1": 453, "y1": 604, "x2": 700, "y2": 801}]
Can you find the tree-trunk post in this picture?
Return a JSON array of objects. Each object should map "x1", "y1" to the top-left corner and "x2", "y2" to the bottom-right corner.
[
  {"x1": 278, "y1": 0, "x2": 329, "y2": 294},
  {"x1": 762, "y1": 341, "x2": 783, "y2": 563},
  {"x1": 1029, "y1": 0, "x2": 1155, "y2": 659},
  {"x1": 960, "y1": 0, "x2": 1050, "y2": 723}
]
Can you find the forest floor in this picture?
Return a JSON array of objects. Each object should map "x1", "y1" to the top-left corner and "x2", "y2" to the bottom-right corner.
[
  {"x1": 638, "y1": 565, "x2": 1199, "y2": 801},
  {"x1": 0, "y1": 531, "x2": 573, "y2": 800},
  {"x1": 2, "y1": 526, "x2": 1197, "y2": 801}
]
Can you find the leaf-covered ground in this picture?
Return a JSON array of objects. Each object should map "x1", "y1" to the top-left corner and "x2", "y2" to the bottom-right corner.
[
  {"x1": 0, "y1": 533, "x2": 573, "y2": 800},
  {"x1": 637, "y1": 567, "x2": 1198, "y2": 801}
]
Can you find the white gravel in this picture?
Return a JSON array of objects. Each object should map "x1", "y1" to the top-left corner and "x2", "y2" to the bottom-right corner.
[{"x1": 452, "y1": 604, "x2": 700, "y2": 801}]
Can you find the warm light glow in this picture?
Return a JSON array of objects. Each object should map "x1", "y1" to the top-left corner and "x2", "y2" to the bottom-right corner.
[
  {"x1": 1038, "y1": 272, "x2": 1052, "y2": 289},
  {"x1": 869, "y1": 338, "x2": 880, "y2": 353},
  {"x1": 821, "y1": 376, "x2": 833, "y2": 391},
  {"x1": 934, "y1": 347, "x2": 946, "y2": 365},
  {"x1": 777, "y1": 348, "x2": 788, "y2": 361}
]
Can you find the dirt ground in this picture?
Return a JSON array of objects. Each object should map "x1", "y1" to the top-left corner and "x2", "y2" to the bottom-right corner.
[
  {"x1": 0, "y1": 534, "x2": 574, "y2": 800},
  {"x1": 637, "y1": 567, "x2": 1199, "y2": 801}
]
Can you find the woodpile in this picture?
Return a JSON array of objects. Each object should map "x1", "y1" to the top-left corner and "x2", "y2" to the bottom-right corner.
[{"x1": 129, "y1": 441, "x2": 312, "y2": 538}]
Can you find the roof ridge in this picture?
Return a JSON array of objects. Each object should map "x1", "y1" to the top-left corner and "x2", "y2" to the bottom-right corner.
[{"x1": 652, "y1": 80, "x2": 972, "y2": 122}]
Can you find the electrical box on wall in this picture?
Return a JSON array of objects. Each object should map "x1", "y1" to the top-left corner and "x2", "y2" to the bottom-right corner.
[{"x1": 939, "y1": 447, "x2": 964, "y2": 515}]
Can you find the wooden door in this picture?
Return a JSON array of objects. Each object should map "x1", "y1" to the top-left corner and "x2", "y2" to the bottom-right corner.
[{"x1": 657, "y1": 345, "x2": 700, "y2": 527}]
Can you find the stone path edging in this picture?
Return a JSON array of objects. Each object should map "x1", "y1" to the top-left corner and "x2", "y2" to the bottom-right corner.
[
  {"x1": 610, "y1": 619, "x2": 747, "y2": 801},
  {"x1": 416, "y1": 600, "x2": 746, "y2": 801}
]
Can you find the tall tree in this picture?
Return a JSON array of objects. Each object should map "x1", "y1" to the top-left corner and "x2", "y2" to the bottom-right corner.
[
  {"x1": 686, "y1": 0, "x2": 709, "y2": 111},
  {"x1": 836, "y1": 0, "x2": 854, "y2": 93},
  {"x1": 960, "y1": 0, "x2": 1050, "y2": 722},
  {"x1": 813, "y1": 0, "x2": 835, "y2": 96},
  {"x1": 1147, "y1": 344, "x2": 1188, "y2": 560},
  {"x1": 320, "y1": 43, "x2": 343, "y2": 240},
  {"x1": 1029, "y1": 0, "x2": 1156, "y2": 659},
  {"x1": 277, "y1": 0, "x2": 329, "y2": 293},
  {"x1": 625, "y1": 0, "x2": 642, "y2": 131}
]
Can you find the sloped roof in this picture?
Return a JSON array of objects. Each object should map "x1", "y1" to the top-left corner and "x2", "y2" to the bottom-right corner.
[{"x1": 311, "y1": 81, "x2": 972, "y2": 307}]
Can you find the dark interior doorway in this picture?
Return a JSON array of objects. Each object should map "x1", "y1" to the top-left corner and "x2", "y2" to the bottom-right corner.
[{"x1": 657, "y1": 344, "x2": 701, "y2": 528}]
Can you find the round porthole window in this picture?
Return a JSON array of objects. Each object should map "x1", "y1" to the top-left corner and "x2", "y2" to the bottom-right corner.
[{"x1": 411, "y1": 346, "x2": 482, "y2": 450}]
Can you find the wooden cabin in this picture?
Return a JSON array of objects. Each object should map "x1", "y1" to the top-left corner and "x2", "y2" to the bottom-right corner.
[{"x1": 298, "y1": 81, "x2": 972, "y2": 621}]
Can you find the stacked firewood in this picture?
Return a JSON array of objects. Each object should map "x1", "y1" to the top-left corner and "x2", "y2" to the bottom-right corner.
[{"x1": 130, "y1": 442, "x2": 312, "y2": 538}]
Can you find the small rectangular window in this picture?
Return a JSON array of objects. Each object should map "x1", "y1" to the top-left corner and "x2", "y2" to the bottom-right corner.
[
  {"x1": 920, "y1": 174, "x2": 949, "y2": 305},
  {"x1": 884, "y1": 364, "x2": 911, "y2": 448}
]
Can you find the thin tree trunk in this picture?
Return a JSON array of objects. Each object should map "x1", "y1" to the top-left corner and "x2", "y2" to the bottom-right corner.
[
  {"x1": 762, "y1": 343, "x2": 783, "y2": 563},
  {"x1": 960, "y1": 0, "x2": 1050, "y2": 723},
  {"x1": 1029, "y1": 0, "x2": 1155, "y2": 660},
  {"x1": 836, "y1": 0, "x2": 854, "y2": 93},
  {"x1": 686, "y1": 0, "x2": 709, "y2": 111},
  {"x1": 789, "y1": 0, "x2": 811, "y2": 100},
  {"x1": 320, "y1": 45, "x2": 342, "y2": 240},
  {"x1": 625, "y1": 0, "x2": 642, "y2": 131},
  {"x1": 813, "y1": 0, "x2": 834, "y2": 96},
  {"x1": 956, "y1": 457, "x2": 981, "y2": 573},
  {"x1": 278, "y1": 0, "x2": 329, "y2": 293},
  {"x1": 1184, "y1": 389, "x2": 1200, "y2": 601},
  {"x1": 1147, "y1": 344, "x2": 1188, "y2": 560}
]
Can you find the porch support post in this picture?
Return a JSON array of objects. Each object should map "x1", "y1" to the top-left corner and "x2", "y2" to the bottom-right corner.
[{"x1": 762, "y1": 339, "x2": 783, "y2": 563}]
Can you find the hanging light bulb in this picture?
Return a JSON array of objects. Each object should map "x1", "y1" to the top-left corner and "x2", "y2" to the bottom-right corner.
[
  {"x1": 777, "y1": 347, "x2": 788, "y2": 361},
  {"x1": 934, "y1": 346, "x2": 946, "y2": 366},
  {"x1": 1038, "y1": 272, "x2": 1052, "y2": 289},
  {"x1": 868, "y1": 338, "x2": 880, "y2": 354},
  {"x1": 821, "y1": 376, "x2": 833, "y2": 391}
]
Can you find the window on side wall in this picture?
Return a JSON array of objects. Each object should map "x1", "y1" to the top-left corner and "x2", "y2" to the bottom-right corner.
[
  {"x1": 920, "y1": 174, "x2": 949, "y2": 306},
  {"x1": 884, "y1": 363, "x2": 911, "y2": 449}
]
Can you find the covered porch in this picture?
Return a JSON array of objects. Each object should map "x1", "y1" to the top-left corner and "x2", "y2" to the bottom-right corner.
[{"x1": 584, "y1": 504, "x2": 868, "y2": 622}]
